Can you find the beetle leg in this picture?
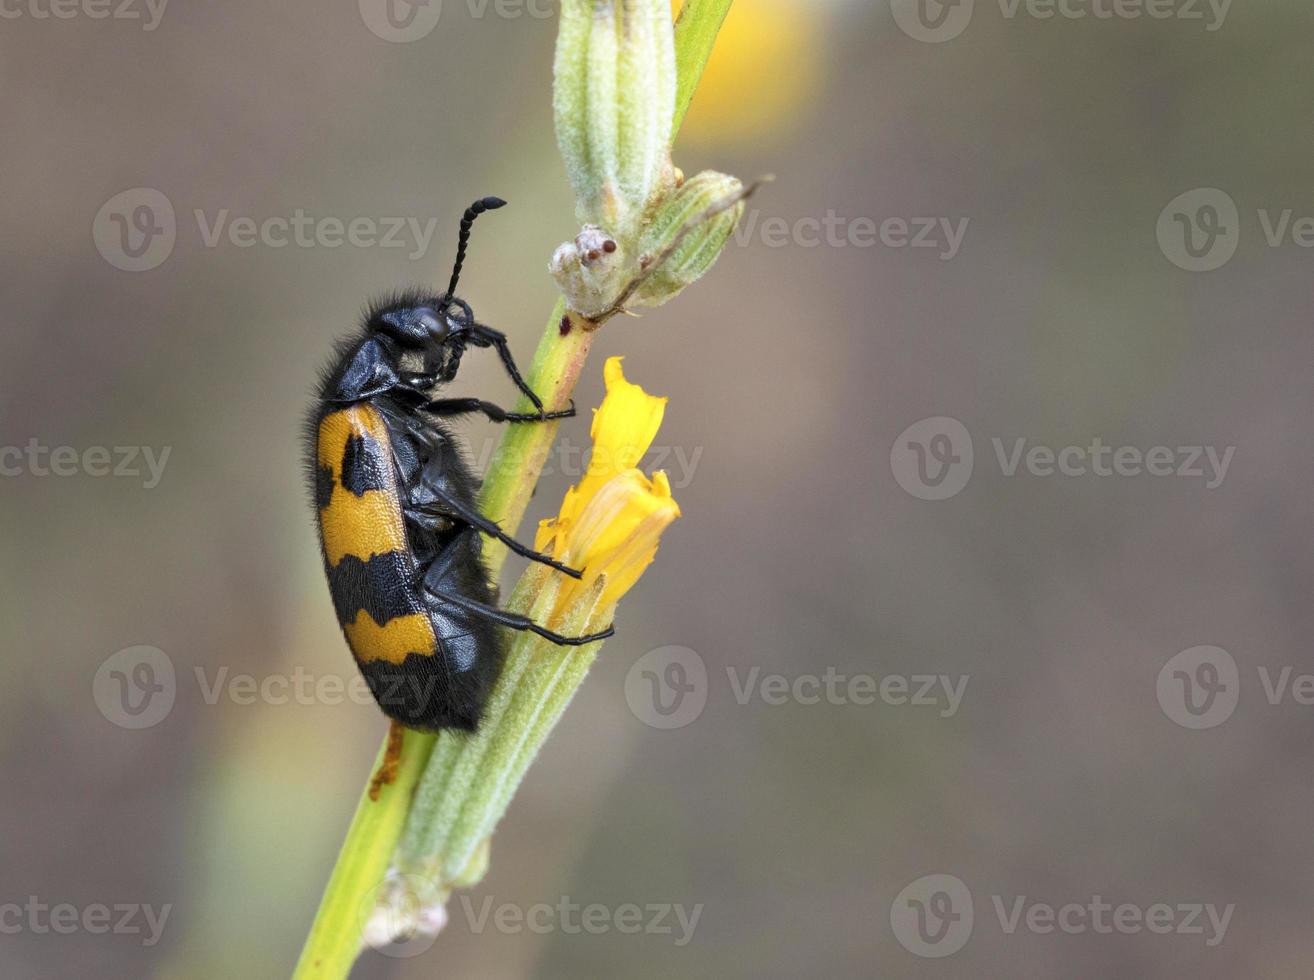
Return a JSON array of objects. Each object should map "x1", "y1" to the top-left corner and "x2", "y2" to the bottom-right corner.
[
  {"x1": 414, "y1": 479, "x2": 585, "y2": 579},
  {"x1": 466, "y1": 323, "x2": 548, "y2": 413},
  {"x1": 402, "y1": 505, "x2": 455, "y2": 535},
  {"x1": 425, "y1": 585, "x2": 615, "y2": 646},
  {"x1": 423, "y1": 397, "x2": 575, "y2": 424}
]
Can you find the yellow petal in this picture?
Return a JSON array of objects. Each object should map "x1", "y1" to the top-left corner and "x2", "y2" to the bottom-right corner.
[
  {"x1": 536, "y1": 359, "x2": 680, "y2": 623},
  {"x1": 565, "y1": 470, "x2": 676, "y2": 568},
  {"x1": 550, "y1": 469, "x2": 680, "y2": 619},
  {"x1": 596, "y1": 490, "x2": 680, "y2": 609},
  {"x1": 571, "y1": 357, "x2": 666, "y2": 509}
]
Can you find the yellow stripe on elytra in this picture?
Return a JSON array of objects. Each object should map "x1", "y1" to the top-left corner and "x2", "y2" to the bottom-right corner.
[
  {"x1": 317, "y1": 406, "x2": 409, "y2": 567},
  {"x1": 343, "y1": 610, "x2": 436, "y2": 665}
]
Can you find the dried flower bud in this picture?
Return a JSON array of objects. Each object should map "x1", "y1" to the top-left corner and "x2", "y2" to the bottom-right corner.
[{"x1": 549, "y1": 224, "x2": 628, "y2": 317}]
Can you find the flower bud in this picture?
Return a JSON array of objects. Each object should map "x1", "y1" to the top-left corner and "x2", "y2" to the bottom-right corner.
[
  {"x1": 554, "y1": 0, "x2": 678, "y2": 234},
  {"x1": 631, "y1": 169, "x2": 745, "y2": 308}
]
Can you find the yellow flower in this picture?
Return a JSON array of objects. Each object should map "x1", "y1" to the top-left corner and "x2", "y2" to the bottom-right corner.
[{"x1": 536, "y1": 357, "x2": 681, "y2": 617}]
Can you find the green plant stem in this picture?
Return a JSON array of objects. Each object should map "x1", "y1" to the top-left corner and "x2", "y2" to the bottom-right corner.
[
  {"x1": 478, "y1": 298, "x2": 595, "y2": 580},
  {"x1": 291, "y1": 734, "x2": 435, "y2": 980}
]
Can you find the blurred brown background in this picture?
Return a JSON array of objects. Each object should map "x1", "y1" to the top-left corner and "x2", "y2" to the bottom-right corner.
[{"x1": 3, "y1": 0, "x2": 1313, "y2": 976}]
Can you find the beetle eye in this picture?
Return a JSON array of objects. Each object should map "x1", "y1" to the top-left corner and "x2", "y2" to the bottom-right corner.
[
  {"x1": 415, "y1": 308, "x2": 447, "y2": 339},
  {"x1": 379, "y1": 306, "x2": 447, "y2": 344}
]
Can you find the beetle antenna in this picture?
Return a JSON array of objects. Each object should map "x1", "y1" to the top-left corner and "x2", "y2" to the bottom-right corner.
[{"x1": 445, "y1": 196, "x2": 507, "y2": 301}]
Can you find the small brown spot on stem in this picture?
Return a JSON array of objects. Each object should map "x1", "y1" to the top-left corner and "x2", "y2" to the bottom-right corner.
[
  {"x1": 369, "y1": 720, "x2": 405, "y2": 801},
  {"x1": 559, "y1": 314, "x2": 571, "y2": 336}
]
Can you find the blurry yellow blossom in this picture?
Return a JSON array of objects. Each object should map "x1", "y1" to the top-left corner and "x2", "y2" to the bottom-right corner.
[{"x1": 675, "y1": 0, "x2": 824, "y2": 146}]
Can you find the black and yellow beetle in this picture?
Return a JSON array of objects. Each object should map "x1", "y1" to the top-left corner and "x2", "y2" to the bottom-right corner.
[{"x1": 306, "y1": 197, "x2": 612, "y2": 736}]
